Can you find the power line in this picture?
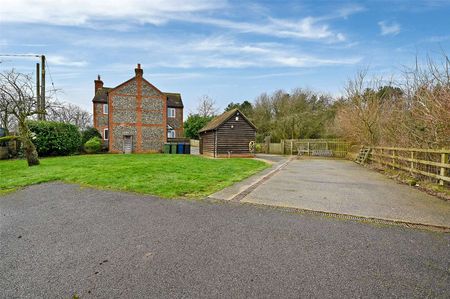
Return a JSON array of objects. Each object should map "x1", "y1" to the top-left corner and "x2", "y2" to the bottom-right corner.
[
  {"x1": 44, "y1": 59, "x2": 60, "y2": 102},
  {"x1": 0, "y1": 53, "x2": 41, "y2": 58}
]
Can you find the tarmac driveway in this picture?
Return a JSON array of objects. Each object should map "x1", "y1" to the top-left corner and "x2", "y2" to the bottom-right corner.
[
  {"x1": 1, "y1": 183, "x2": 449, "y2": 298},
  {"x1": 239, "y1": 158, "x2": 450, "y2": 228}
]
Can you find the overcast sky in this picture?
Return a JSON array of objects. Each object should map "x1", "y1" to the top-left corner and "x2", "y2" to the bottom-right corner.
[{"x1": 1, "y1": 0, "x2": 450, "y2": 113}]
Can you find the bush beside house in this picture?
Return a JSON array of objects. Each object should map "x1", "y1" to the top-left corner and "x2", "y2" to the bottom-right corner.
[
  {"x1": 28, "y1": 121, "x2": 81, "y2": 156},
  {"x1": 81, "y1": 127, "x2": 102, "y2": 145},
  {"x1": 84, "y1": 137, "x2": 102, "y2": 154}
]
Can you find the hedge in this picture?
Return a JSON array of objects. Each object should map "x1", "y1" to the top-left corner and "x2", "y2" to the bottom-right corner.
[
  {"x1": 28, "y1": 121, "x2": 81, "y2": 156},
  {"x1": 81, "y1": 127, "x2": 102, "y2": 145}
]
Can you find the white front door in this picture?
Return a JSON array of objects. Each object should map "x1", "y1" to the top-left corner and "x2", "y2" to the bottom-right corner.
[{"x1": 123, "y1": 135, "x2": 132, "y2": 154}]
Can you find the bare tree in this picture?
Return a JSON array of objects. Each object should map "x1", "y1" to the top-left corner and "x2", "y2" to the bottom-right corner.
[
  {"x1": 0, "y1": 69, "x2": 44, "y2": 166},
  {"x1": 196, "y1": 95, "x2": 218, "y2": 117},
  {"x1": 334, "y1": 54, "x2": 450, "y2": 149},
  {"x1": 334, "y1": 69, "x2": 394, "y2": 145},
  {"x1": 47, "y1": 101, "x2": 92, "y2": 130},
  {"x1": 0, "y1": 92, "x2": 14, "y2": 132}
]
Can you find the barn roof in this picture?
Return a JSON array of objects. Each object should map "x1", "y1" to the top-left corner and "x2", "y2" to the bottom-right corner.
[
  {"x1": 164, "y1": 92, "x2": 184, "y2": 108},
  {"x1": 198, "y1": 108, "x2": 256, "y2": 133},
  {"x1": 92, "y1": 87, "x2": 111, "y2": 103}
]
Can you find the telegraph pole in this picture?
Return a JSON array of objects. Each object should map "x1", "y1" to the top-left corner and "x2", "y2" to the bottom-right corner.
[
  {"x1": 40, "y1": 55, "x2": 46, "y2": 121},
  {"x1": 36, "y1": 62, "x2": 40, "y2": 117}
]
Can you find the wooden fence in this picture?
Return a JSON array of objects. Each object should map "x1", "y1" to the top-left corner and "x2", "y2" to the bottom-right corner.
[
  {"x1": 257, "y1": 139, "x2": 350, "y2": 157},
  {"x1": 369, "y1": 146, "x2": 450, "y2": 186},
  {"x1": 283, "y1": 139, "x2": 349, "y2": 157},
  {"x1": 190, "y1": 139, "x2": 200, "y2": 147}
]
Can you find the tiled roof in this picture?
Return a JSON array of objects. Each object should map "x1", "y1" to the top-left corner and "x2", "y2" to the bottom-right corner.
[
  {"x1": 198, "y1": 108, "x2": 256, "y2": 133},
  {"x1": 164, "y1": 92, "x2": 184, "y2": 108},
  {"x1": 92, "y1": 87, "x2": 111, "y2": 103}
]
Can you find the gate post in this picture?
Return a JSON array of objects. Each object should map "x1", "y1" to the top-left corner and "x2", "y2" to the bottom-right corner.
[{"x1": 440, "y1": 150, "x2": 448, "y2": 186}]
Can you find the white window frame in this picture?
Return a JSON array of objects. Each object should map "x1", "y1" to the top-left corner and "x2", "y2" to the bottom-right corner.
[
  {"x1": 168, "y1": 107, "x2": 176, "y2": 118},
  {"x1": 102, "y1": 104, "x2": 108, "y2": 114},
  {"x1": 103, "y1": 128, "x2": 109, "y2": 140},
  {"x1": 167, "y1": 125, "x2": 176, "y2": 138}
]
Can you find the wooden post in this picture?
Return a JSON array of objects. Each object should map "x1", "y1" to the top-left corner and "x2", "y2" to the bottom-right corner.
[
  {"x1": 410, "y1": 151, "x2": 414, "y2": 173},
  {"x1": 40, "y1": 55, "x2": 46, "y2": 121},
  {"x1": 307, "y1": 142, "x2": 310, "y2": 156},
  {"x1": 392, "y1": 150, "x2": 396, "y2": 170},
  {"x1": 280, "y1": 140, "x2": 285, "y2": 155},
  {"x1": 36, "y1": 63, "x2": 40, "y2": 115},
  {"x1": 290, "y1": 140, "x2": 293, "y2": 155},
  {"x1": 440, "y1": 151, "x2": 448, "y2": 186}
]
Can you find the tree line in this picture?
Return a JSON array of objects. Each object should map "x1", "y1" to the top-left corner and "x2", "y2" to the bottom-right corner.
[{"x1": 185, "y1": 54, "x2": 450, "y2": 149}]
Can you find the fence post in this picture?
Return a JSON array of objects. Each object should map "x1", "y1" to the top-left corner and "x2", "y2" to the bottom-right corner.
[
  {"x1": 290, "y1": 140, "x2": 293, "y2": 155},
  {"x1": 280, "y1": 140, "x2": 285, "y2": 155},
  {"x1": 307, "y1": 142, "x2": 310, "y2": 156},
  {"x1": 410, "y1": 151, "x2": 414, "y2": 173},
  {"x1": 440, "y1": 150, "x2": 448, "y2": 186},
  {"x1": 392, "y1": 149, "x2": 396, "y2": 169}
]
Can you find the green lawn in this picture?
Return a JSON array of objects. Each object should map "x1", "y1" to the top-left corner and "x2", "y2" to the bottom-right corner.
[{"x1": 0, "y1": 154, "x2": 268, "y2": 198}]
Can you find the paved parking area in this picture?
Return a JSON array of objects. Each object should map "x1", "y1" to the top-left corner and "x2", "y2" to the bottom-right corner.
[
  {"x1": 239, "y1": 158, "x2": 450, "y2": 228},
  {"x1": 1, "y1": 183, "x2": 449, "y2": 298}
]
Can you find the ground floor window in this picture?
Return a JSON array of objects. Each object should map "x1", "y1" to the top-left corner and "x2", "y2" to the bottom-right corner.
[
  {"x1": 167, "y1": 129, "x2": 175, "y2": 138},
  {"x1": 104, "y1": 128, "x2": 109, "y2": 140}
]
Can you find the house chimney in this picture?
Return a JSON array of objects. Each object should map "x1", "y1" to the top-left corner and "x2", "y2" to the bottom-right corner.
[
  {"x1": 135, "y1": 63, "x2": 143, "y2": 77},
  {"x1": 94, "y1": 75, "x2": 103, "y2": 93}
]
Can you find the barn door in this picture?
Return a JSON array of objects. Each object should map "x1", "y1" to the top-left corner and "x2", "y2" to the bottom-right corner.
[{"x1": 123, "y1": 135, "x2": 133, "y2": 154}]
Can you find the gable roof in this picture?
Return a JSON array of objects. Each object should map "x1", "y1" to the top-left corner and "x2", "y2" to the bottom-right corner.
[
  {"x1": 164, "y1": 92, "x2": 184, "y2": 108},
  {"x1": 198, "y1": 108, "x2": 257, "y2": 133},
  {"x1": 92, "y1": 87, "x2": 111, "y2": 103}
]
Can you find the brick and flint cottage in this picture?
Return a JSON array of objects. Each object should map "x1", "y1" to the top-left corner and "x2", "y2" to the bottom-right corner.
[{"x1": 92, "y1": 64, "x2": 184, "y2": 153}]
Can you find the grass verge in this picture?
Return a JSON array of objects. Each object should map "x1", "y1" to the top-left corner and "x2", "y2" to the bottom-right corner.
[{"x1": 0, "y1": 154, "x2": 268, "y2": 198}]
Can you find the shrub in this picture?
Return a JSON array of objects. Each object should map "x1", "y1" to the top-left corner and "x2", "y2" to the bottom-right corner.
[
  {"x1": 28, "y1": 121, "x2": 81, "y2": 156},
  {"x1": 81, "y1": 127, "x2": 102, "y2": 145},
  {"x1": 84, "y1": 137, "x2": 102, "y2": 154}
]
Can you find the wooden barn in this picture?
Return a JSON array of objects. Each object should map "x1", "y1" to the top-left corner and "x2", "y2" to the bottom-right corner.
[{"x1": 198, "y1": 108, "x2": 256, "y2": 158}]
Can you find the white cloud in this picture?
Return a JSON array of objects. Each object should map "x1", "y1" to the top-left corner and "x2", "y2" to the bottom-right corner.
[
  {"x1": 378, "y1": 21, "x2": 401, "y2": 36},
  {"x1": 0, "y1": 0, "x2": 226, "y2": 26},
  {"x1": 48, "y1": 55, "x2": 87, "y2": 67},
  {"x1": 72, "y1": 34, "x2": 361, "y2": 69},
  {"x1": 186, "y1": 16, "x2": 345, "y2": 42},
  {"x1": 0, "y1": 1, "x2": 352, "y2": 43}
]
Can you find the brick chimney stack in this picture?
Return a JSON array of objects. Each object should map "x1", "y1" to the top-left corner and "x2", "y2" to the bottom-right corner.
[
  {"x1": 135, "y1": 63, "x2": 143, "y2": 77},
  {"x1": 94, "y1": 75, "x2": 103, "y2": 93}
]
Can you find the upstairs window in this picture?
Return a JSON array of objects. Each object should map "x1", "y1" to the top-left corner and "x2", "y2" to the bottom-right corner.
[
  {"x1": 102, "y1": 104, "x2": 108, "y2": 114},
  {"x1": 168, "y1": 108, "x2": 176, "y2": 118}
]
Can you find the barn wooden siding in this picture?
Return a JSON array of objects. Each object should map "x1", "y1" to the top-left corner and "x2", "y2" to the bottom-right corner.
[
  {"x1": 199, "y1": 109, "x2": 256, "y2": 158},
  {"x1": 200, "y1": 131, "x2": 215, "y2": 155}
]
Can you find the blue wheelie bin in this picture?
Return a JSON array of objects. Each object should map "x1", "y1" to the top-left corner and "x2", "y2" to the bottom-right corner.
[{"x1": 177, "y1": 143, "x2": 184, "y2": 154}]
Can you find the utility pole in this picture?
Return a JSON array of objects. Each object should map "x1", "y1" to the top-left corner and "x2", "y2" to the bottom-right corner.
[
  {"x1": 40, "y1": 55, "x2": 46, "y2": 121},
  {"x1": 36, "y1": 62, "x2": 40, "y2": 117}
]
